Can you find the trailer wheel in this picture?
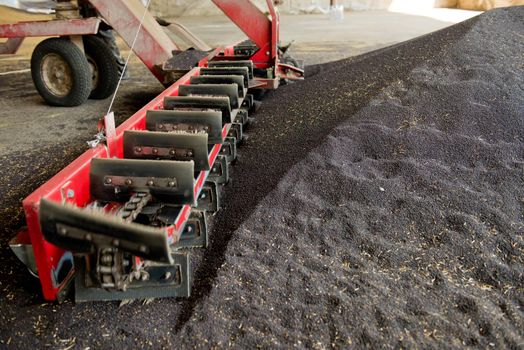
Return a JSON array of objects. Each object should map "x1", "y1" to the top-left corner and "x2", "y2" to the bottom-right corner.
[
  {"x1": 83, "y1": 35, "x2": 120, "y2": 100},
  {"x1": 31, "y1": 38, "x2": 91, "y2": 107}
]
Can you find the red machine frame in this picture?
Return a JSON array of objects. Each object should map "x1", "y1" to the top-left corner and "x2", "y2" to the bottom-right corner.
[
  {"x1": 22, "y1": 61, "x2": 228, "y2": 301},
  {"x1": 5, "y1": 0, "x2": 303, "y2": 301}
]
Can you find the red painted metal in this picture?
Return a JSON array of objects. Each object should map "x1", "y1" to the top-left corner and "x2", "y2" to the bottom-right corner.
[
  {"x1": 23, "y1": 69, "x2": 196, "y2": 300},
  {"x1": 212, "y1": 0, "x2": 272, "y2": 59},
  {"x1": 0, "y1": 18, "x2": 100, "y2": 38},
  {"x1": 0, "y1": 37, "x2": 24, "y2": 55},
  {"x1": 212, "y1": 0, "x2": 277, "y2": 67},
  {"x1": 22, "y1": 65, "x2": 236, "y2": 301},
  {"x1": 88, "y1": 0, "x2": 178, "y2": 83}
]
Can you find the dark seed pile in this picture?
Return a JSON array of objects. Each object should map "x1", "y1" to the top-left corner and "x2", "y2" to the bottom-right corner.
[{"x1": 1, "y1": 7, "x2": 523, "y2": 349}]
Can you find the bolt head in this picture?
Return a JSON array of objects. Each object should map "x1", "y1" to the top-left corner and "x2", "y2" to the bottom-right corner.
[
  {"x1": 135, "y1": 146, "x2": 142, "y2": 153},
  {"x1": 105, "y1": 177, "x2": 112, "y2": 184},
  {"x1": 125, "y1": 179, "x2": 132, "y2": 186},
  {"x1": 168, "y1": 181, "x2": 176, "y2": 187}
]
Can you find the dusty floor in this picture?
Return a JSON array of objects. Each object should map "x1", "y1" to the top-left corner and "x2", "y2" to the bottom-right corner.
[{"x1": 3, "y1": 5, "x2": 523, "y2": 350}]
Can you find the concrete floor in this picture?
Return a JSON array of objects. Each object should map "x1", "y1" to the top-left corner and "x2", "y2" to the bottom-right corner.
[{"x1": 0, "y1": 7, "x2": 479, "y2": 158}]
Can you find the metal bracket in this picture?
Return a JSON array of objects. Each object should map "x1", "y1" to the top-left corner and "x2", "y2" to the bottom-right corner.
[
  {"x1": 177, "y1": 211, "x2": 208, "y2": 248},
  {"x1": 228, "y1": 122, "x2": 243, "y2": 144},
  {"x1": 74, "y1": 252, "x2": 191, "y2": 301},
  {"x1": 242, "y1": 94, "x2": 254, "y2": 109},
  {"x1": 197, "y1": 181, "x2": 220, "y2": 212},
  {"x1": 103, "y1": 175, "x2": 178, "y2": 190},
  {"x1": 39, "y1": 199, "x2": 173, "y2": 264},
  {"x1": 90, "y1": 158, "x2": 196, "y2": 205},
  {"x1": 220, "y1": 136, "x2": 237, "y2": 163},
  {"x1": 237, "y1": 109, "x2": 249, "y2": 127},
  {"x1": 123, "y1": 130, "x2": 209, "y2": 171},
  {"x1": 146, "y1": 109, "x2": 224, "y2": 144},
  {"x1": 208, "y1": 155, "x2": 229, "y2": 185}
]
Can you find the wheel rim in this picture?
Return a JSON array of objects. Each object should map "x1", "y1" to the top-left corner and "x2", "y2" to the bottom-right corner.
[
  {"x1": 40, "y1": 53, "x2": 73, "y2": 97},
  {"x1": 87, "y1": 55, "x2": 99, "y2": 91}
]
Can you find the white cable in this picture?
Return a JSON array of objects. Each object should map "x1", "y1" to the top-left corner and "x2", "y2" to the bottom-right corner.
[{"x1": 106, "y1": 0, "x2": 152, "y2": 115}]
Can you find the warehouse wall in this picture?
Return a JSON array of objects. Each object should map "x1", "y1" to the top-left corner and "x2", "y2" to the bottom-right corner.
[
  {"x1": 147, "y1": 0, "x2": 394, "y2": 16},
  {"x1": 455, "y1": 0, "x2": 524, "y2": 10},
  {"x1": 147, "y1": 0, "x2": 524, "y2": 17}
]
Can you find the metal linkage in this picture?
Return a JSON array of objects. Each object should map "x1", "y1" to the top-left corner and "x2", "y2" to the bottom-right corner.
[{"x1": 17, "y1": 60, "x2": 258, "y2": 301}]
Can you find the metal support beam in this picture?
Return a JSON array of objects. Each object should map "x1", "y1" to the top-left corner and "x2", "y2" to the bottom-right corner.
[
  {"x1": 212, "y1": 0, "x2": 276, "y2": 65},
  {"x1": 88, "y1": 0, "x2": 178, "y2": 83},
  {"x1": 0, "y1": 18, "x2": 100, "y2": 38},
  {"x1": 0, "y1": 38, "x2": 24, "y2": 54}
]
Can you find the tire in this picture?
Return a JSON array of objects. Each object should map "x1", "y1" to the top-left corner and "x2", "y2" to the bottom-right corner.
[
  {"x1": 83, "y1": 35, "x2": 120, "y2": 100},
  {"x1": 31, "y1": 37, "x2": 91, "y2": 107}
]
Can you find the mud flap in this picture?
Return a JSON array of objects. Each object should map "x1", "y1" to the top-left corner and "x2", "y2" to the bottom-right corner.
[
  {"x1": 74, "y1": 252, "x2": 191, "y2": 302},
  {"x1": 208, "y1": 60, "x2": 254, "y2": 79},
  {"x1": 178, "y1": 83, "x2": 240, "y2": 109},
  {"x1": 190, "y1": 75, "x2": 246, "y2": 97},
  {"x1": 90, "y1": 158, "x2": 195, "y2": 205},
  {"x1": 146, "y1": 110, "x2": 223, "y2": 144},
  {"x1": 123, "y1": 130, "x2": 210, "y2": 171},
  {"x1": 200, "y1": 67, "x2": 250, "y2": 87},
  {"x1": 39, "y1": 199, "x2": 173, "y2": 264},
  {"x1": 163, "y1": 95, "x2": 232, "y2": 124}
]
